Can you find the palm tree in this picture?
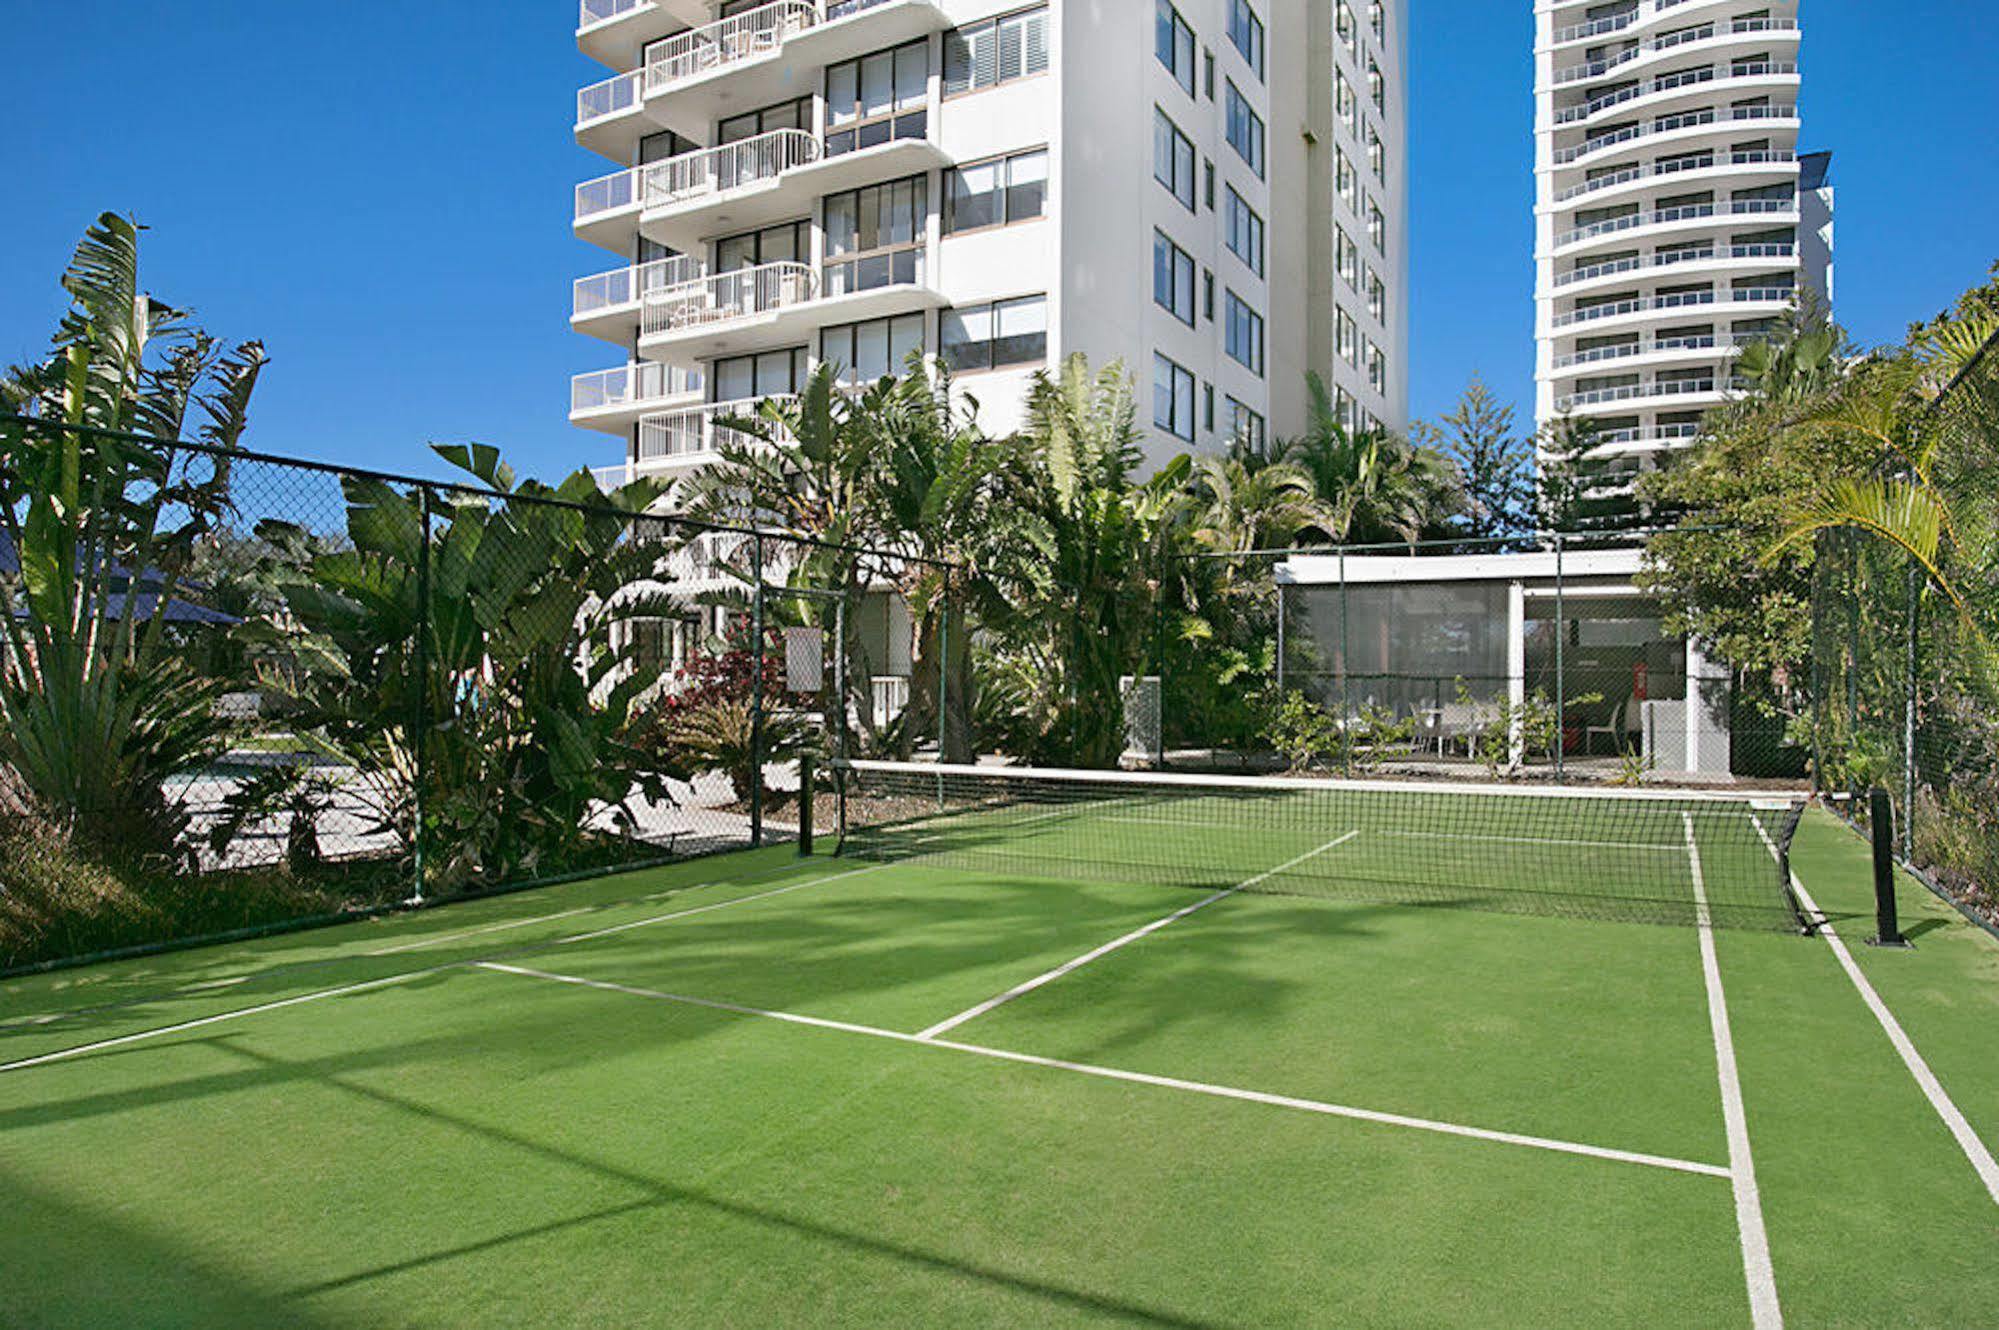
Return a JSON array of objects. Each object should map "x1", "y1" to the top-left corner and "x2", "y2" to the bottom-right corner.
[
  {"x1": 1277, "y1": 373, "x2": 1461, "y2": 546},
  {"x1": 1183, "y1": 454, "x2": 1325, "y2": 556}
]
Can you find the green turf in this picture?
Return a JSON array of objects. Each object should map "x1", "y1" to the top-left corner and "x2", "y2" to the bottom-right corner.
[{"x1": 3, "y1": 804, "x2": 1998, "y2": 1326}]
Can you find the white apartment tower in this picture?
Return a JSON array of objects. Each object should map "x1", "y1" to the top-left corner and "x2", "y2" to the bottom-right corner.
[
  {"x1": 1534, "y1": 0, "x2": 1832, "y2": 486},
  {"x1": 570, "y1": 0, "x2": 1408, "y2": 486}
]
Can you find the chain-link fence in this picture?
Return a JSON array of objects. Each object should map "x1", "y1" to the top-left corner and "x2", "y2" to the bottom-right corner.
[
  {"x1": 1812, "y1": 333, "x2": 1999, "y2": 921},
  {"x1": 0, "y1": 417, "x2": 917, "y2": 970}
]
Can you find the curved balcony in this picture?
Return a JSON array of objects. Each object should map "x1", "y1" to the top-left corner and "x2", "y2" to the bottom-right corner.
[
  {"x1": 572, "y1": 255, "x2": 704, "y2": 343},
  {"x1": 1549, "y1": 199, "x2": 1797, "y2": 256},
  {"x1": 638, "y1": 0, "x2": 949, "y2": 138},
  {"x1": 1550, "y1": 243, "x2": 1797, "y2": 296},
  {"x1": 1547, "y1": 0, "x2": 1756, "y2": 48},
  {"x1": 1555, "y1": 377, "x2": 1721, "y2": 413},
  {"x1": 638, "y1": 255, "x2": 945, "y2": 360},
  {"x1": 636, "y1": 128, "x2": 950, "y2": 254},
  {"x1": 1551, "y1": 60, "x2": 1798, "y2": 129},
  {"x1": 1551, "y1": 149, "x2": 1796, "y2": 209},
  {"x1": 1550, "y1": 285, "x2": 1796, "y2": 332},
  {"x1": 571, "y1": 362, "x2": 705, "y2": 434},
  {"x1": 1552, "y1": 103, "x2": 1797, "y2": 169},
  {"x1": 635, "y1": 396, "x2": 797, "y2": 472},
  {"x1": 1549, "y1": 17, "x2": 1798, "y2": 89},
  {"x1": 578, "y1": 0, "x2": 712, "y2": 70},
  {"x1": 576, "y1": 70, "x2": 647, "y2": 164},
  {"x1": 1550, "y1": 331, "x2": 1762, "y2": 373}
]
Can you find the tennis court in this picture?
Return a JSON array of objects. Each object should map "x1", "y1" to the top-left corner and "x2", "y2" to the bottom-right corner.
[{"x1": 4, "y1": 764, "x2": 1999, "y2": 1327}]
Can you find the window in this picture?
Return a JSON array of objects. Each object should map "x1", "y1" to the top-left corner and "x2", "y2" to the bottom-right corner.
[
  {"x1": 1204, "y1": 383, "x2": 1216, "y2": 434},
  {"x1": 944, "y1": 148, "x2": 1048, "y2": 233},
  {"x1": 825, "y1": 41, "x2": 929, "y2": 156},
  {"x1": 1153, "y1": 230, "x2": 1196, "y2": 326},
  {"x1": 1367, "y1": 125, "x2": 1385, "y2": 183},
  {"x1": 1227, "y1": 0, "x2": 1265, "y2": 81},
  {"x1": 1336, "y1": 226, "x2": 1359, "y2": 287},
  {"x1": 1369, "y1": 0, "x2": 1385, "y2": 42},
  {"x1": 1367, "y1": 270, "x2": 1386, "y2": 322},
  {"x1": 1153, "y1": 353, "x2": 1196, "y2": 441},
  {"x1": 1225, "y1": 397, "x2": 1267, "y2": 455},
  {"x1": 1338, "y1": 308, "x2": 1358, "y2": 366},
  {"x1": 944, "y1": 7, "x2": 1050, "y2": 95},
  {"x1": 1368, "y1": 201, "x2": 1387, "y2": 253},
  {"x1": 1336, "y1": 149, "x2": 1356, "y2": 209},
  {"x1": 713, "y1": 347, "x2": 808, "y2": 403},
  {"x1": 821, "y1": 312, "x2": 926, "y2": 385},
  {"x1": 717, "y1": 99, "x2": 809, "y2": 145},
  {"x1": 1204, "y1": 159, "x2": 1216, "y2": 210},
  {"x1": 1224, "y1": 187, "x2": 1264, "y2": 277},
  {"x1": 1337, "y1": 1, "x2": 1357, "y2": 57},
  {"x1": 1366, "y1": 339, "x2": 1387, "y2": 394},
  {"x1": 1368, "y1": 58, "x2": 1386, "y2": 114},
  {"x1": 1153, "y1": 108, "x2": 1196, "y2": 210},
  {"x1": 1336, "y1": 71, "x2": 1357, "y2": 136},
  {"x1": 1155, "y1": 0, "x2": 1195, "y2": 96},
  {"x1": 823, "y1": 175, "x2": 927, "y2": 295},
  {"x1": 941, "y1": 294, "x2": 1047, "y2": 372},
  {"x1": 1203, "y1": 269, "x2": 1215, "y2": 321},
  {"x1": 1204, "y1": 50, "x2": 1216, "y2": 99},
  {"x1": 1224, "y1": 81, "x2": 1265, "y2": 178},
  {"x1": 715, "y1": 220, "x2": 808, "y2": 272},
  {"x1": 1224, "y1": 291, "x2": 1264, "y2": 376}
]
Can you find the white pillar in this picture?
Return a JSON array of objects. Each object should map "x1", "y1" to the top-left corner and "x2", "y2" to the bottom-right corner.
[
  {"x1": 1686, "y1": 636, "x2": 1732, "y2": 776},
  {"x1": 1507, "y1": 580, "x2": 1527, "y2": 766}
]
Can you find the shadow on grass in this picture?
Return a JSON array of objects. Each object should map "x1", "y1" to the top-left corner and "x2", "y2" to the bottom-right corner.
[{"x1": 210, "y1": 1039, "x2": 1227, "y2": 1328}]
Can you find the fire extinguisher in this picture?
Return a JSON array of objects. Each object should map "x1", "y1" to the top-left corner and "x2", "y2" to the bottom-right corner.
[{"x1": 1633, "y1": 660, "x2": 1650, "y2": 702}]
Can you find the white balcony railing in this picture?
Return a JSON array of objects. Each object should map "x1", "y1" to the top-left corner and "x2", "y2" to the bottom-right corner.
[
  {"x1": 1556, "y1": 378, "x2": 1718, "y2": 411},
  {"x1": 646, "y1": 129, "x2": 821, "y2": 209},
  {"x1": 574, "y1": 256, "x2": 705, "y2": 317},
  {"x1": 1553, "y1": 198, "x2": 1793, "y2": 249},
  {"x1": 637, "y1": 396, "x2": 798, "y2": 462},
  {"x1": 641, "y1": 263, "x2": 818, "y2": 338},
  {"x1": 578, "y1": 70, "x2": 642, "y2": 125},
  {"x1": 580, "y1": 0, "x2": 644, "y2": 28},
  {"x1": 1553, "y1": 285, "x2": 1795, "y2": 329},
  {"x1": 572, "y1": 362, "x2": 705, "y2": 415},
  {"x1": 576, "y1": 167, "x2": 640, "y2": 222},
  {"x1": 1557, "y1": 149, "x2": 1796, "y2": 203},
  {"x1": 1553, "y1": 18, "x2": 1797, "y2": 86},
  {"x1": 644, "y1": 0, "x2": 820, "y2": 92},
  {"x1": 1554, "y1": 61, "x2": 1797, "y2": 125},
  {"x1": 1556, "y1": 243, "x2": 1796, "y2": 288},
  {"x1": 1553, "y1": 104, "x2": 1797, "y2": 165},
  {"x1": 1552, "y1": 331, "x2": 1765, "y2": 371}
]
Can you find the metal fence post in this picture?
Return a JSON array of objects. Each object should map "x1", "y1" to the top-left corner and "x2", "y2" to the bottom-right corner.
[
  {"x1": 1274, "y1": 580, "x2": 1288, "y2": 696},
  {"x1": 1904, "y1": 557, "x2": 1920, "y2": 862},
  {"x1": 1338, "y1": 547, "x2": 1353, "y2": 778},
  {"x1": 410, "y1": 487, "x2": 432, "y2": 905},
  {"x1": 937, "y1": 582, "x2": 950, "y2": 760},
  {"x1": 749, "y1": 533, "x2": 765, "y2": 849}
]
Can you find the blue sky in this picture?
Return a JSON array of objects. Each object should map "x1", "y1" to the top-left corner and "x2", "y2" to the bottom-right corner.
[{"x1": 2, "y1": 1, "x2": 1992, "y2": 483}]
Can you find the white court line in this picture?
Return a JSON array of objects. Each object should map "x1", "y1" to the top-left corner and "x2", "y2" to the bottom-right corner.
[
  {"x1": 0, "y1": 864, "x2": 883, "y2": 1076},
  {"x1": 368, "y1": 907, "x2": 598, "y2": 955},
  {"x1": 912, "y1": 830, "x2": 1362, "y2": 1043},
  {"x1": 0, "y1": 971, "x2": 441, "y2": 1074},
  {"x1": 1752, "y1": 821, "x2": 1999, "y2": 1208},
  {"x1": 1685, "y1": 813, "x2": 1784, "y2": 1330},
  {"x1": 476, "y1": 961, "x2": 1731, "y2": 1179}
]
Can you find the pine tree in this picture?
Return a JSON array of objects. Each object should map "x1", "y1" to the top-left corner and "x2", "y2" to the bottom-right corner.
[{"x1": 1416, "y1": 376, "x2": 1533, "y2": 543}]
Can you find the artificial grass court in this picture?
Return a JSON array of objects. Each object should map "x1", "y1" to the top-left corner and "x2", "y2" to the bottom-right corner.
[{"x1": 3, "y1": 810, "x2": 1999, "y2": 1326}]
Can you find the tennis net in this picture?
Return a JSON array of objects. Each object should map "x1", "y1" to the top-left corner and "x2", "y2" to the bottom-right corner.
[{"x1": 833, "y1": 760, "x2": 1811, "y2": 931}]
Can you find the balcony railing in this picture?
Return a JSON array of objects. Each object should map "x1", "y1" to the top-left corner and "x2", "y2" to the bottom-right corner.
[
  {"x1": 641, "y1": 263, "x2": 818, "y2": 338},
  {"x1": 644, "y1": 0, "x2": 820, "y2": 92},
  {"x1": 1555, "y1": 243, "x2": 1796, "y2": 288},
  {"x1": 646, "y1": 129, "x2": 821, "y2": 209},
  {"x1": 1553, "y1": 103, "x2": 1796, "y2": 165},
  {"x1": 578, "y1": 70, "x2": 643, "y2": 125},
  {"x1": 638, "y1": 396, "x2": 798, "y2": 461},
  {"x1": 1556, "y1": 378, "x2": 1718, "y2": 411},
  {"x1": 1554, "y1": 61, "x2": 1797, "y2": 124},
  {"x1": 1557, "y1": 149, "x2": 1796, "y2": 203},
  {"x1": 1553, "y1": 198, "x2": 1793, "y2": 248},
  {"x1": 573, "y1": 362, "x2": 705, "y2": 414},
  {"x1": 576, "y1": 167, "x2": 640, "y2": 222},
  {"x1": 1553, "y1": 17, "x2": 1797, "y2": 86},
  {"x1": 1554, "y1": 285, "x2": 1794, "y2": 329},
  {"x1": 574, "y1": 256, "x2": 705, "y2": 316},
  {"x1": 1552, "y1": 331, "x2": 1764, "y2": 371},
  {"x1": 580, "y1": 0, "x2": 645, "y2": 28}
]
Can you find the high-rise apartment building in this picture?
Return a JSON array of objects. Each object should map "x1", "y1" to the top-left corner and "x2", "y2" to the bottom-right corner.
[
  {"x1": 1533, "y1": 0, "x2": 1831, "y2": 489},
  {"x1": 570, "y1": 0, "x2": 1407, "y2": 488}
]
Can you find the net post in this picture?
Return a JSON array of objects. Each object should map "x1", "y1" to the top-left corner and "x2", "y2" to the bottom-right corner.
[
  {"x1": 1776, "y1": 801, "x2": 1811, "y2": 935},
  {"x1": 1868, "y1": 788, "x2": 1910, "y2": 948},
  {"x1": 750, "y1": 533, "x2": 765, "y2": 850},
  {"x1": 410, "y1": 486, "x2": 433, "y2": 907},
  {"x1": 797, "y1": 750, "x2": 814, "y2": 856}
]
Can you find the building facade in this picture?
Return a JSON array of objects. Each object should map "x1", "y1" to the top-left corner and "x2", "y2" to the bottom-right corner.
[
  {"x1": 570, "y1": 0, "x2": 1408, "y2": 487},
  {"x1": 1533, "y1": 0, "x2": 1832, "y2": 491}
]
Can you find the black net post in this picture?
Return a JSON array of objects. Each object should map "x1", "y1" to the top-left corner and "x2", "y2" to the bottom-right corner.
[
  {"x1": 797, "y1": 750, "x2": 814, "y2": 856},
  {"x1": 749, "y1": 533, "x2": 766, "y2": 850},
  {"x1": 410, "y1": 486, "x2": 433, "y2": 905},
  {"x1": 1869, "y1": 788, "x2": 1910, "y2": 948}
]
